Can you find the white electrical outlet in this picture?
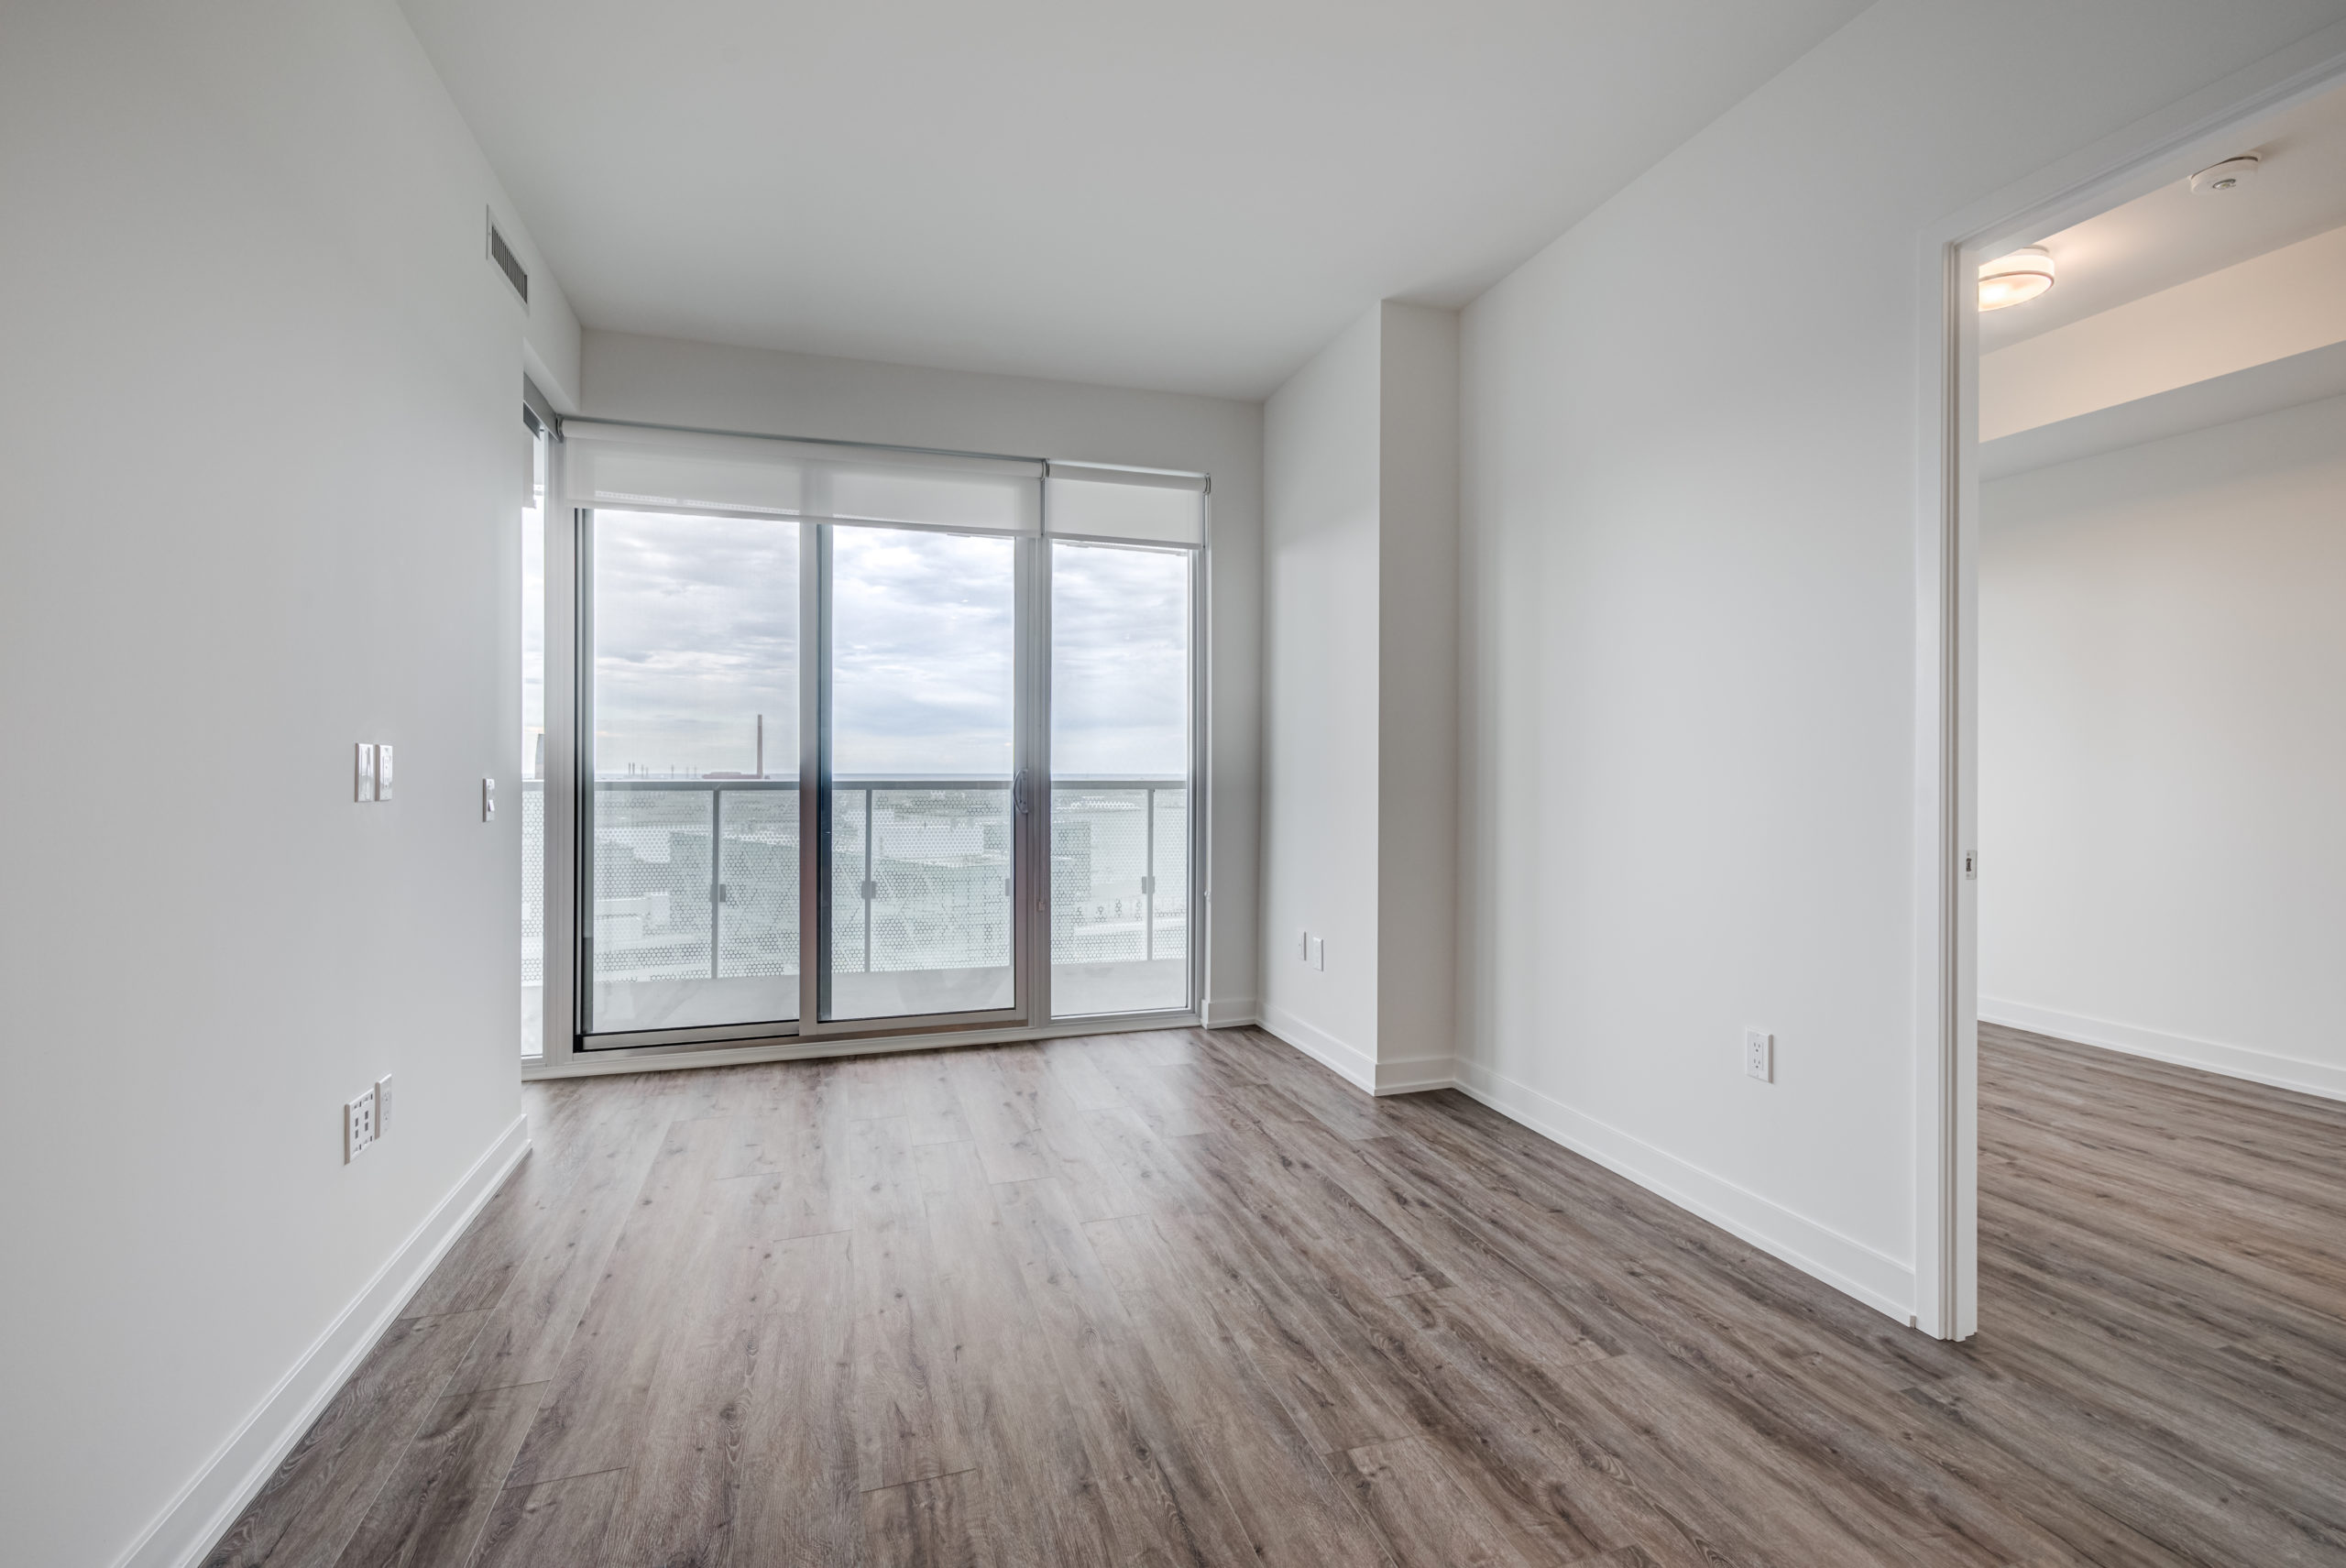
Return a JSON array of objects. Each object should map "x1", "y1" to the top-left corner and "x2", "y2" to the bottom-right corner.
[
  {"x1": 482, "y1": 778, "x2": 497, "y2": 822},
  {"x1": 1310, "y1": 935, "x2": 1326, "y2": 971},
  {"x1": 345, "y1": 1086, "x2": 378, "y2": 1161},
  {"x1": 1745, "y1": 1028, "x2": 1773, "y2": 1083},
  {"x1": 375, "y1": 1074, "x2": 395, "y2": 1136},
  {"x1": 355, "y1": 742, "x2": 377, "y2": 802},
  {"x1": 376, "y1": 743, "x2": 395, "y2": 801}
]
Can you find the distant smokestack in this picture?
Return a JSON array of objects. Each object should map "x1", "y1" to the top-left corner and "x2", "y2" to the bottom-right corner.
[{"x1": 755, "y1": 714, "x2": 764, "y2": 779}]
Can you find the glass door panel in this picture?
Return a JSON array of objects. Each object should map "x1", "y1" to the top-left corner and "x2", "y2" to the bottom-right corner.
[
  {"x1": 585, "y1": 509, "x2": 799, "y2": 1035},
  {"x1": 1048, "y1": 541, "x2": 1192, "y2": 1016},
  {"x1": 521, "y1": 423, "x2": 547, "y2": 1057},
  {"x1": 823, "y1": 525, "x2": 1018, "y2": 1021}
]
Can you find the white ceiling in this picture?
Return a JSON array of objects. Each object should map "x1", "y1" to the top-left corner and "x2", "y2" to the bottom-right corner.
[
  {"x1": 400, "y1": 0, "x2": 1867, "y2": 400},
  {"x1": 1982, "y1": 79, "x2": 2346, "y2": 353}
]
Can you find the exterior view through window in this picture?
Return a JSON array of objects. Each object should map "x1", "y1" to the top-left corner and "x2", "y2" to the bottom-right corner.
[
  {"x1": 586, "y1": 510, "x2": 801, "y2": 1035},
  {"x1": 1050, "y1": 540, "x2": 1190, "y2": 1016},
  {"x1": 540, "y1": 423, "x2": 1203, "y2": 1053},
  {"x1": 825, "y1": 526, "x2": 1017, "y2": 1021}
]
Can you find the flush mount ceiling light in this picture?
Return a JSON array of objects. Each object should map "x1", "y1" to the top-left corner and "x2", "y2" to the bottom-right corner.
[
  {"x1": 1978, "y1": 247, "x2": 2056, "y2": 311},
  {"x1": 2189, "y1": 155, "x2": 2261, "y2": 194}
]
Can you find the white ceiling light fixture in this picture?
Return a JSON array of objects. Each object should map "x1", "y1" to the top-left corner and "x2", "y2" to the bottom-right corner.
[
  {"x1": 1978, "y1": 247, "x2": 2057, "y2": 311},
  {"x1": 2188, "y1": 155, "x2": 2261, "y2": 194}
]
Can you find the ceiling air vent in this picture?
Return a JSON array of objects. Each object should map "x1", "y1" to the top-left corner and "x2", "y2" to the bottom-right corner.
[{"x1": 486, "y1": 214, "x2": 529, "y2": 307}]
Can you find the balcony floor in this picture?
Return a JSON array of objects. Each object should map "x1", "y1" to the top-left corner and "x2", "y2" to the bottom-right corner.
[{"x1": 204, "y1": 1025, "x2": 2346, "y2": 1567}]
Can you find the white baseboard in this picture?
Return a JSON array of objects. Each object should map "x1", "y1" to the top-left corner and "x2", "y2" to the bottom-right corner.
[
  {"x1": 115, "y1": 1113, "x2": 532, "y2": 1568},
  {"x1": 1255, "y1": 1002, "x2": 1377, "y2": 1093},
  {"x1": 1252, "y1": 1007, "x2": 1456, "y2": 1098},
  {"x1": 1200, "y1": 996, "x2": 1260, "y2": 1030},
  {"x1": 1451, "y1": 1059, "x2": 1914, "y2": 1324},
  {"x1": 1373, "y1": 1054, "x2": 1457, "y2": 1096},
  {"x1": 1980, "y1": 997, "x2": 2346, "y2": 1103}
]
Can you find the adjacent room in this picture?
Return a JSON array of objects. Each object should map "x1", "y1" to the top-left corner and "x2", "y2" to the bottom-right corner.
[
  {"x1": 1968, "y1": 74, "x2": 2346, "y2": 1563},
  {"x1": 5, "y1": 3, "x2": 2346, "y2": 1566}
]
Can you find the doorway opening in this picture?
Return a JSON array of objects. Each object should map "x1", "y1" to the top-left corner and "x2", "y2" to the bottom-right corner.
[{"x1": 1927, "y1": 53, "x2": 2346, "y2": 1341}]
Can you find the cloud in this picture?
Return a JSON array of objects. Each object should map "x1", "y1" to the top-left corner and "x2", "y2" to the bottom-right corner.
[{"x1": 580, "y1": 515, "x2": 1187, "y2": 782}]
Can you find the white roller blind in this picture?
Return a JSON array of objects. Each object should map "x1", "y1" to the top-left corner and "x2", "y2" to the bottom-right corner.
[
  {"x1": 1046, "y1": 462, "x2": 1207, "y2": 546},
  {"x1": 560, "y1": 421, "x2": 1043, "y2": 534}
]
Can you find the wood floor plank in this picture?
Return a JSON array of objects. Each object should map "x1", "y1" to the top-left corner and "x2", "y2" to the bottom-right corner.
[
  {"x1": 915, "y1": 1142, "x2": 1130, "y2": 1568},
  {"x1": 981, "y1": 1169, "x2": 1264, "y2": 1567},
  {"x1": 501, "y1": 1114, "x2": 734, "y2": 1486},
  {"x1": 1036, "y1": 1035, "x2": 1126, "y2": 1111},
  {"x1": 465, "y1": 1470, "x2": 620, "y2": 1568},
  {"x1": 987, "y1": 1045, "x2": 1151, "y2": 1221},
  {"x1": 591, "y1": 1175, "x2": 813, "y2": 1568},
  {"x1": 728, "y1": 1227, "x2": 863, "y2": 1568},
  {"x1": 852, "y1": 1115, "x2": 973, "y2": 1493},
  {"x1": 865, "y1": 1469, "x2": 995, "y2": 1568},
  {"x1": 945, "y1": 1049, "x2": 1057, "y2": 1185},
  {"x1": 401, "y1": 1157, "x2": 546, "y2": 1321},
  {"x1": 203, "y1": 1310, "x2": 489, "y2": 1568},
  {"x1": 203, "y1": 1025, "x2": 2346, "y2": 1568},
  {"x1": 1338, "y1": 1434, "x2": 1557, "y2": 1567},
  {"x1": 1086, "y1": 1210, "x2": 1401, "y2": 1567},
  {"x1": 440, "y1": 1108, "x2": 673, "y2": 1398},
  {"x1": 898, "y1": 1048, "x2": 978, "y2": 1146},
  {"x1": 328, "y1": 1380, "x2": 545, "y2": 1568}
]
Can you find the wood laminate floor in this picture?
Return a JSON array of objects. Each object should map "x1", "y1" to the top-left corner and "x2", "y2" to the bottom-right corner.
[{"x1": 202, "y1": 1023, "x2": 2346, "y2": 1567}]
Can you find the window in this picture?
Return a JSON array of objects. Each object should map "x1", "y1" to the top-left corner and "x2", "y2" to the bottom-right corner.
[
  {"x1": 520, "y1": 411, "x2": 548, "y2": 1057},
  {"x1": 537, "y1": 422, "x2": 1205, "y2": 1053}
]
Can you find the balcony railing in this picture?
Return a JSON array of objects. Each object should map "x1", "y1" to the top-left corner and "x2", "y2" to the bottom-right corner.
[{"x1": 521, "y1": 773, "x2": 1189, "y2": 1048}]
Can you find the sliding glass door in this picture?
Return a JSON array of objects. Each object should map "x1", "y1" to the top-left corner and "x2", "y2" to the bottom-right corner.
[
  {"x1": 819, "y1": 524, "x2": 1020, "y2": 1022},
  {"x1": 584, "y1": 509, "x2": 801, "y2": 1036},
  {"x1": 555, "y1": 422, "x2": 1203, "y2": 1052},
  {"x1": 1048, "y1": 539, "x2": 1192, "y2": 1016}
]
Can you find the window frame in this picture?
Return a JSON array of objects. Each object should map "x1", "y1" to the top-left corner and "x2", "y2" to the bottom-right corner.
[{"x1": 532, "y1": 420, "x2": 1211, "y2": 1063}]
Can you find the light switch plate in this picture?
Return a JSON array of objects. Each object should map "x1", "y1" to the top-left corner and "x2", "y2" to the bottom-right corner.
[
  {"x1": 482, "y1": 777, "x2": 496, "y2": 822},
  {"x1": 376, "y1": 744, "x2": 395, "y2": 802},
  {"x1": 355, "y1": 743, "x2": 377, "y2": 803}
]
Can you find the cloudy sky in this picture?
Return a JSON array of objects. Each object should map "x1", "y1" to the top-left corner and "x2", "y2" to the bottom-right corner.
[{"x1": 572, "y1": 511, "x2": 1188, "y2": 780}]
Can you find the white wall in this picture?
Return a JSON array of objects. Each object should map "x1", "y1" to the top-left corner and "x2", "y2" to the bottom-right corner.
[
  {"x1": 1980, "y1": 395, "x2": 2346, "y2": 1101},
  {"x1": 576, "y1": 329, "x2": 1264, "y2": 1022},
  {"x1": 1263, "y1": 309, "x2": 1387, "y2": 1069},
  {"x1": 1455, "y1": 0, "x2": 2346, "y2": 1323},
  {"x1": 0, "y1": 3, "x2": 568, "y2": 1564},
  {"x1": 1260, "y1": 302, "x2": 1459, "y2": 1091},
  {"x1": 1376, "y1": 304, "x2": 1463, "y2": 1085}
]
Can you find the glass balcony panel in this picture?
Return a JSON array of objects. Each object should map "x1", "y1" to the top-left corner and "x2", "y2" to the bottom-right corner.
[
  {"x1": 828, "y1": 784, "x2": 1014, "y2": 1018},
  {"x1": 718, "y1": 784, "x2": 800, "y2": 985},
  {"x1": 1152, "y1": 785, "x2": 1189, "y2": 965}
]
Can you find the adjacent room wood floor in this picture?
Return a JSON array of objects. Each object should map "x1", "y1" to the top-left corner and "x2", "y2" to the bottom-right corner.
[{"x1": 204, "y1": 1023, "x2": 2346, "y2": 1567}]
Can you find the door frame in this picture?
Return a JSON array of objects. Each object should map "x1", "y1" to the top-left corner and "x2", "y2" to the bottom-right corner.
[{"x1": 1909, "y1": 21, "x2": 2346, "y2": 1340}]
